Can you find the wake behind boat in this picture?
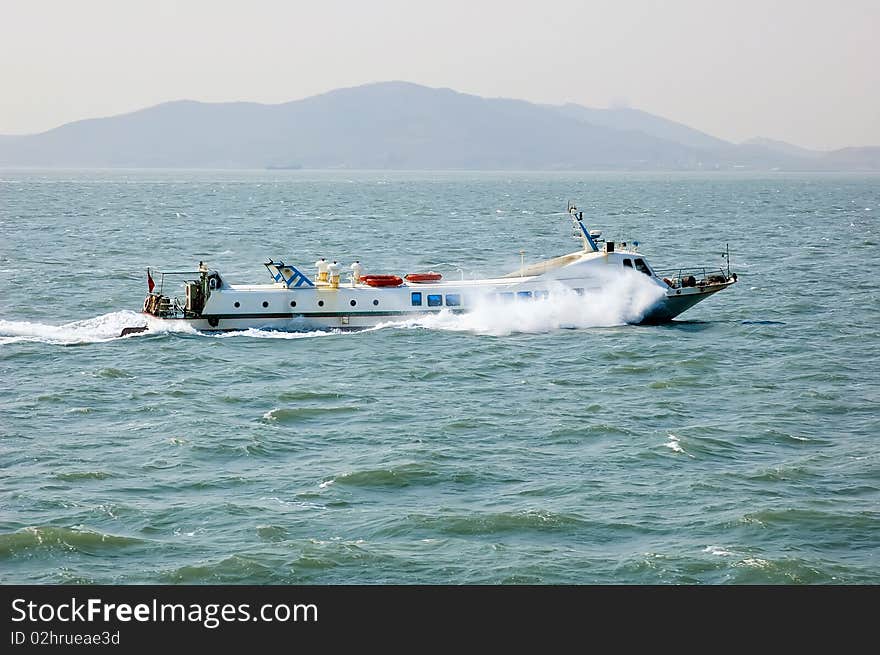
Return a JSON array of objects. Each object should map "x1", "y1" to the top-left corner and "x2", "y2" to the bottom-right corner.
[{"x1": 131, "y1": 203, "x2": 736, "y2": 335}]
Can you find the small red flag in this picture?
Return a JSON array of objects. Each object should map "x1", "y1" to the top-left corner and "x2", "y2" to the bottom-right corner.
[{"x1": 147, "y1": 269, "x2": 155, "y2": 293}]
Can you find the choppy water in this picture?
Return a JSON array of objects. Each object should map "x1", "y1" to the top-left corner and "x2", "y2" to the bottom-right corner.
[{"x1": 1, "y1": 170, "x2": 878, "y2": 584}]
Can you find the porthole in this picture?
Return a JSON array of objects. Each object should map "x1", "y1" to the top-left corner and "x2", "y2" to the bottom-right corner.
[
  {"x1": 373, "y1": 299, "x2": 379, "y2": 306},
  {"x1": 233, "y1": 301, "x2": 240, "y2": 308},
  {"x1": 262, "y1": 301, "x2": 269, "y2": 308},
  {"x1": 350, "y1": 299, "x2": 357, "y2": 307},
  {"x1": 318, "y1": 300, "x2": 324, "y2": 307},
  {"x1": 290, "y1": 300, "x2": 296, "y2": 308}
]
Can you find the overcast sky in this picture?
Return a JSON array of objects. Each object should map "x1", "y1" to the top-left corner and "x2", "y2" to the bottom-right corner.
[{"x1": 1, "y1": 0, "x2": 877, "y2": 149}]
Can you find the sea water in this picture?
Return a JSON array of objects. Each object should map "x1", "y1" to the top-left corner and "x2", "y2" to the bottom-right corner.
[{"x1": 0, "y1": 170, "x2": 877, "y2": 583}]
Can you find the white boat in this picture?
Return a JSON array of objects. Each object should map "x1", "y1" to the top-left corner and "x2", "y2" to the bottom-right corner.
[{"x1": 131, "y1": 203, "x2": 736, "y2": 334}]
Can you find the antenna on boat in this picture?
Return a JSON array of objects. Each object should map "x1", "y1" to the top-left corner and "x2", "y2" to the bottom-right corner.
[
  {"x1": 722, "y1": 243, "x2": 731, "y2": 278},
  {"x1": 567, "y1": 202, "x2": 599, "y2": 253}
]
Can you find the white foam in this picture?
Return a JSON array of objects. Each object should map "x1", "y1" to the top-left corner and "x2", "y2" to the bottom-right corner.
[
  {"x1": 0, "y1": 309, "x2": 208, "y2": 345},
  {"x1": 664, "y1": 434, "x2": 684, "y2": 453},
  {"x1": 378, "y1": 270, "x2": 666, "y2": 336},
  {"x1": 0, "y1": 310, "x2": 342, "y2": 345},
  {"x1": 211, "y1": 327, "x2": 336, "y2": 340},
  {"x1": 664, "y1": 433, "x2": 696, "y2": 458},
  {"x1": 703, "y1": 545, "x2": 732, "y2": 556},
  {"x1": 0, "y1": 310, "x2": 156, "y2": 345}
]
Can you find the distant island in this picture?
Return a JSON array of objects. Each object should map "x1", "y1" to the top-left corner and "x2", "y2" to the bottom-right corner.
[{"x1": 0, "y1": 81, "x2": 877, "y2": 171}]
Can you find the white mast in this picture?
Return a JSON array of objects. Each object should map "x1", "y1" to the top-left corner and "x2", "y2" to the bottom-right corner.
[{"x1": 568, "y1": 202, "x2": 599, "y2": 252}]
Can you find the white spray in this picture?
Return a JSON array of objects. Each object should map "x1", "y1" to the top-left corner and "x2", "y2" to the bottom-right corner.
[
  {"x1": 387, "y1": 268, "x2": 667, "y2": 336},
  {"x1": 0, "y1": 310, "x2": 192, "y2": 345}
]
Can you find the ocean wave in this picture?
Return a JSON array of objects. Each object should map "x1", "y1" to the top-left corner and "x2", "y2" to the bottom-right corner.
[
  {"x1": 255, "y1": 525, "x2": 288, "y2": 542},
  {"x1": 161, "y1": 555, "x2": 280, "y2": 584},
  {"x1": 738, "y1": 508, "x2": 878, "y2": 532},
  {"x1": 728, "y1": 556, "x2": 838, "y2": 584},
  {"x1": 404, "y1": 509, "x2": 586, "y2": 535},
  {"x1": 277, "y1": 390, "x2": 347, "y2": 402},
  {"x1": 53, "y1": 471, "x2": 114, "y2": 481},
  {"x1": 0, "y1": 526, "x2": 143, "y2": 558},
  {"x1": 322, "y1": 463, "x2": 439, "y2": 489},
  {"x1": 616, "y1": 549, "x2": 854, "y2": 584},
  {"x1": 95, "y1": 367, "x2": 134, "y2": 379},
  {"x1": 261, "y1": 405, "x2": 360, "y2": 423},
  {"x1": 743, "y1": 466, "x2": 820, "y2": 482}
]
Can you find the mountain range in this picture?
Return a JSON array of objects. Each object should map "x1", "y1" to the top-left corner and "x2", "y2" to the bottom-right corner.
[{"x1": 1, "y1": 81, "x2": 877, "y2": 170}]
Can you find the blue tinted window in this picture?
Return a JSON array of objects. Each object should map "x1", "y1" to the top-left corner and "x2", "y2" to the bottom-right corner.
[
  {"x1": 445, "y1": 294, "x2": 461, "y2": 306},
  {"x1": 517, "y1": 291, "x2": 532, "y2": 299},
  {"x1": 498, "y1": 292, "x2": 514, "y2": 302},
  {"x1": 535, "y1": 290, "x2": 549, "y2": 299},
  {"x1": 427, "y1": 294, "x2": 442, "y2": 307},
  {"x1": 411, "y1": 292, "x2": 422, "y2": 306}
]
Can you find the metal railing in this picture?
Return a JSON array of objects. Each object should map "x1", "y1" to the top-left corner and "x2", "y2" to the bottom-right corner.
[
  {"x1": 653, "y1": 267, "x2": 731, "y2": 289},
  {"x1": 150, "y1": 269, "x2": 202, "y2": 296}
]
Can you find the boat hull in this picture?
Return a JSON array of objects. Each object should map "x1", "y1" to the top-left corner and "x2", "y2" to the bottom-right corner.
[
  {"x1": 640, "y1": 281, "x2": 734, "y2": 323},
  {"x1": 140, "y1": 280, "x2": 733, "y2": 332}
]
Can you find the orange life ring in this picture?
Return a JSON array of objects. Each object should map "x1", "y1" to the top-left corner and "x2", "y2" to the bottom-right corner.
[
  {"x1": 360, "y1": 274, "x2": 404, "y2": 287},
  {"x1": 405, "y1": 272, "x2": 443, "y2": 283}
]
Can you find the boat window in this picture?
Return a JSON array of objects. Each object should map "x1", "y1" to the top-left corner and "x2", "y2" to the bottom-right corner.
[
  {"x1": 574, "y1": 288, "x2": 584, "y2": 296},
  {"x1": 623, "y1": 259, "x2": 633, "y2": 268},
  {"x1": 427, "y1": 294, "x2": 442, "y2": 307},
  {"x1": 535, "y1": 290, "x2": 549, "y2": 299},
  {"x1": 262, "y1": 301, "x2": 269, "y2": 308},
  {"x1": 350, "y1": 299, "x2": 357, "y2": 307},
  {"x1": 634, "y1": 258, "x2": 652, "y2": 276},
  {"x1": 290, "y1": 300, "x2": 296, "y2": 307},
  {"x1": 517, "y1": 291, "x2": 532, "y2": 299},
  {"x1": 411, "y1": 292, "x2": 422, "y2": 306},
  {"x1": 498, "y1": 292, "x2": 514, "y2": 302},
  {"x1": 445, "y1": 294, "x2": 461, "y2": 306},
  {"x1": 234, "y1": 302, "x2": 240, "y2": 308},
  {"x1": 373, "y1": 299, "x2": 379, "y2": 306}
]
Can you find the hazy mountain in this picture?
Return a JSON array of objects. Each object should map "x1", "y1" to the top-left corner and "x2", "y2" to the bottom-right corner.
[
  {"x1": 820, "y1": 146, "x2": 880, "y2": 171},
  {"x1": 0, "y1": 82, "x2": 698, "y2": 169},
  {"x1": 730, "y1": 139, "x2": 880, "y2": 170},
  {"x1": 743, "y1": 137, "x2": 822, "y2": 159},
  {"x1": 0, "y1": 82, "x2": 876, "y2": 170},
  {"x1": 556, "y1": 104, "x2": 729, "y2": 150}
]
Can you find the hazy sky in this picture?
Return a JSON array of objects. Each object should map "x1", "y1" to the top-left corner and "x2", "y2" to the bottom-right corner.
[{"x1": 1, "y1": 0, "x2": 877, "y2": 149}]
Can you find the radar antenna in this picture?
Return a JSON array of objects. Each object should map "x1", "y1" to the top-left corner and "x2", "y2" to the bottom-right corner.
[{"x1": 567, "y1": 202, "x2": 599, "y2": 252}]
